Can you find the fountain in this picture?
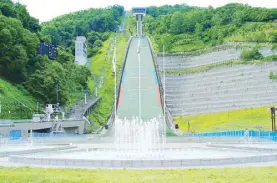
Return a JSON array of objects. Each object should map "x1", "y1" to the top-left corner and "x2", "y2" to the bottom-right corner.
[
  {"x1": 114, "y1": 117, "x2": 166, "y2": 159},
  {"x1": 6, "y1": 115, "x2": 277, "y2": 168}
]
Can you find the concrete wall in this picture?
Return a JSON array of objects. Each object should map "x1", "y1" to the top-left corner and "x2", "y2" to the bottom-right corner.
[{"x1": 0, "y1": 120, "x2": 85, "y2": 137}]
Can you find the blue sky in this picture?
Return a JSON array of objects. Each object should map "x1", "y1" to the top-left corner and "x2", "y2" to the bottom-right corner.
[{"x1": 12, "y1": 0, "x2": 277, "y2": 22}]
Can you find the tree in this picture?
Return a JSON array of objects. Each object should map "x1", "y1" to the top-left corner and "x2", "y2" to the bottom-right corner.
[
  {"x1": 158, "y1": 34, "x2": 172, "y2": 52},
  {"x1": 0, "y1": 1, "x2": 39, "y2": 32},
  {"x1": 41, "y1": 25, "x2": 61, "y2": 45},
  {"x1": 194, "y1": 23, "x2": 203, "y2": 38},
  {"x1": 25, "y1": 62, "x2": 67, "y2": 104},
  {"x1": 25, "y1": 61, "x2": 91, "y2": 105},
  {"x1": 93, "y1": 40, "x2": 103, "y2": 48},
  {"x1": 170, "y1": 12, "x2": 184, "y2": 34},
  {"x1": 87, "y1": 31, "x2": 100, "y2": 45},
  {"x1": 0, "y1": 15, "x2": 38, "y2": 82},
  {"x1": 0, "y1": 1, "x2": 15, "y2": 17}
]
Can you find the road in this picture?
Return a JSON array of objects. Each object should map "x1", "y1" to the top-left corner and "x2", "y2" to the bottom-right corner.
[{"x1": 117, "y1": 37, "x2": 163, "y2": 120}]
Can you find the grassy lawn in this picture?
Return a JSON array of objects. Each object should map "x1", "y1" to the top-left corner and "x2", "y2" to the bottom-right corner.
[
  {"x1": 88, "y1": 33, "x2": 128, "y2": 127},
  {"x1": 1, "y1": 167, "x2": 277, "y2": 182},
  {"x1": 175, "y1": 105, "x2": 274, "y2": 132},
  {"x1": 0, "y1": 78, "x2": 38, "y2": 119}
]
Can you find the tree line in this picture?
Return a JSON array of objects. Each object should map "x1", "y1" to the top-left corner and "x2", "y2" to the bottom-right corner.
[
  {"x1": 144, "y1": 3, "x2": 277, "y2": 52},
  {"x1": 40, "y1": 5, "x2": 124, "y2": 56}
]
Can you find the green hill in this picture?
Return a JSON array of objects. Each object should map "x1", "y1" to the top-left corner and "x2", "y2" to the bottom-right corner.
[
  {"x1": 175, "y1": 106, "x2": 274, "y2": 132},
  {"x1": 144, "y1": 3, "x2": 277, "y2": 53},
  {"x1": 0, "y1": 1, "x2": 125, "y2": 121},
  {"x1": 0, "y1": 78, "x2": 38, "y2": 119}
]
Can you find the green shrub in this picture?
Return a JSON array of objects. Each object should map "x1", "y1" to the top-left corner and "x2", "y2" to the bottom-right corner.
[
  {"x1": 240, "y1": 47, "x2": 263, "y2": 60},
  {"x1": 269, "y1": 71, "x2": 277, "y2": 80},
  {"x1": 272, "y1": 44, "x2": 277, "y2": 50},
  {"x1": 263, "y1": 54, "x2": 277, "y2": 61}
]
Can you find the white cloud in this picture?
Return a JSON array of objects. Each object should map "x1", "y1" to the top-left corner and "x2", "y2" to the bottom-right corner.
[{"x1": 12, "y1": 0, "x2": 277, "y2": 22}]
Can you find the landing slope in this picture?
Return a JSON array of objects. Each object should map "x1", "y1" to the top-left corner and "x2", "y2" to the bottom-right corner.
[{"x1": 117, "y1": 38, "x2": 163, "y2": 120}]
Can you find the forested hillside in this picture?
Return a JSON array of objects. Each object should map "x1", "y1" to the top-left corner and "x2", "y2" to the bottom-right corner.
[
  {"x1": 144, "y1": 4, "x2": 277, "y2": 52},
  {"x1": 0, "y1": 0, "x2": 124, "y2": 119},
  {"x1": 40, "y1": 5, "x2": 124, "y2": 57}
]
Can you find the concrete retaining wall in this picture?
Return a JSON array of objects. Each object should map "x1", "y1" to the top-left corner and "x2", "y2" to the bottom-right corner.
[
  {"x1": 9, "y1": 153, "x2": 277, "y2": 168},
  {"x1": 0, "y1": 120, "x2": 85, "y2": 136},
  {"x1": 0, "y1": 145, "x2": 76, "y2": 157}
]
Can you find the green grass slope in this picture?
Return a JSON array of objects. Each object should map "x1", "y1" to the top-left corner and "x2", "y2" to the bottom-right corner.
[
  {"x1": 88, "y1": 33, "x2": 128, "y2": 127},
  {"x1": 0, "y1": 78, "x2": 37, "y2": 119},
  {"x1": 175, "y1": 105, "x2": 274, "y2": 132}
]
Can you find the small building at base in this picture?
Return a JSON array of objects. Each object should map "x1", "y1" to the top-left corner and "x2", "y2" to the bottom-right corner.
[{"x1": 75, "y1": 36, "x2": 87, "y2": 66}]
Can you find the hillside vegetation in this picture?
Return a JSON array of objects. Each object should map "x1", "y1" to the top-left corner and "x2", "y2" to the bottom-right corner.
[
  {"x1": 144, "y1": 4, "x2": 277, "y2": 53},
  {"x1": 41, "y1": 5, "x2": 124, "y2": 57},
  {"x1": 175, "y1": 106, "x2": 273, "y2": 132},
  {"x1": 88, "y1": 34, "x2": 128, "y2": 127},
  {"x1": 225, "y1": 22, "x2": 277, "y2": 42},
  {"x1": 0, "y1": 0, "x2": 124, "y2": 119},
  {"x1": 0, "y1": 78, "x2": 37, "y2": 119}
]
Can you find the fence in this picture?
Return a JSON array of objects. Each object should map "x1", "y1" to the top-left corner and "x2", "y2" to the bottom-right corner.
[
  {"x1": 184, "y1": 130, "x2": 277, "y2": 141},
  {"x1": 31, "y1": 132, "x2": 85, "y2": 138},
  {"x1": 8, "y1": 130, "x2": 22, "y2": 140}
]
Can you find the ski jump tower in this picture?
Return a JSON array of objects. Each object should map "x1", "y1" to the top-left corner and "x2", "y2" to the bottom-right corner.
[{"x1": 132, "y1": 8, "x2": 146, "y2": 37}]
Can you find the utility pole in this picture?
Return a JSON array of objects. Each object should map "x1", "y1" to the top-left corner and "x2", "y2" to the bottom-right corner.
[{"x1": 0, "y1": 101, "x2": 2, "y2": 114}]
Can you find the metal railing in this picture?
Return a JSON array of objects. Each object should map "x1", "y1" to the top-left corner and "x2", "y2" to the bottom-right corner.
[
  {"x1": 184, "y1": 130, "x2": 277, "y2": 141},
  {"x1": 99, "y1": 36, "x2": 133, "y2": 133},
  {"x1": 146, "y1": 36, "x2": 177, "y2": 133}
]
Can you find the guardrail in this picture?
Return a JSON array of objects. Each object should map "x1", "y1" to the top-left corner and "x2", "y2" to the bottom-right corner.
[
  {"x1": 0, "y1": 133, "x2": 88, "y2": 146},
  {"x1": 146, "y1": 36, "x2": 177, "y2": 133},
  {"x1": 100, "y1": 36, "x2": 133, "y2": 133},
  {"x1": 184, "y1": 130, "x2": 277, "y2": 141},
  {"x1": 32, "y1": 133, "x2": 85, "y2": 138}
]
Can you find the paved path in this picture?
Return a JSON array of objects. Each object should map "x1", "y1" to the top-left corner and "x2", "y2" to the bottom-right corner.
[
  {"x1": 117, "y1": 37, "x2": 163, "y2": 120},
  {"x1": 69, "y1": 97, "x2": 101, "y2": 119}
]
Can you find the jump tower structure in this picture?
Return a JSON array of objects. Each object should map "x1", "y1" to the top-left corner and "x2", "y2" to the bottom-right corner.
[{"x1": 132, "y1": 8, "x2": 146, "y2": 37}]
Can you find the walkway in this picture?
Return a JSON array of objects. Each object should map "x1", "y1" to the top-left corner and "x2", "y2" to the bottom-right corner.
[{"x1": 69, "y1": 97, "x2": 101, "y2": 119}]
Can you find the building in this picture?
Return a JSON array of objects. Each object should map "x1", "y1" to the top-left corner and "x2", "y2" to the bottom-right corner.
[
  {"x1": 38, "y1": 41, "x2": 57, "y2": 60},
  {"x1": 75, "y1": 36, "x2": 87, "y2": 66}
]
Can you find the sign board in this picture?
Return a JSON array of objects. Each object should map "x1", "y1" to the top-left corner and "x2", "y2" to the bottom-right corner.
[{"x1": 132, "y1": 8, "x2": 146, "y2": 15}]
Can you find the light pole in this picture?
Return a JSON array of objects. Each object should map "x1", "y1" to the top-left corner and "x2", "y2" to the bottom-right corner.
[
  {"x1": 36, "y1": 102, "x2": 39, "y2": 113},
  {"x1": 95, "y1": 87, "x2": 98, "y2": 97},
  {"x1": 56, "y1": 83, "x2": 59, "y2": 105},
  {"x1": 138, "y1": 38, "x2": 141, "y2": 120},
  {"x1": 163, "y1": 45, "x2": 166, "y2": 139},
  {"x1": 113, "y1": 38, "x2": 117, "y2": 117}
]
